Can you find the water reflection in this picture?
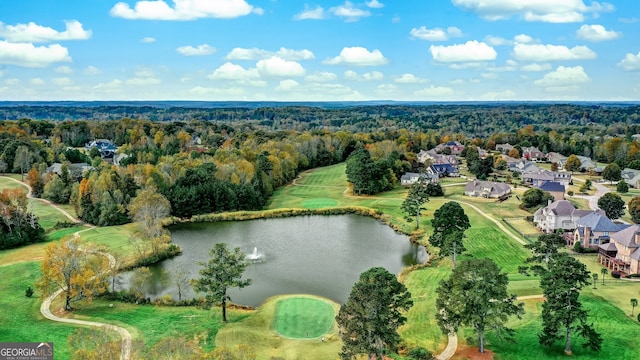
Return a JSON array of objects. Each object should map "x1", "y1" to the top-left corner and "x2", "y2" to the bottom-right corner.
[{"x1": 120, "y1": 215, "x2": 427, "y2": 307}]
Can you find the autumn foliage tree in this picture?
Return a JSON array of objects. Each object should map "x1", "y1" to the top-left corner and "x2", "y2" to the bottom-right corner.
[
  {"x1": 37, "y1": 236, "x2": 110, "y2": 311},
  {"x1": 127, "y1": 189, "x2": 171, "y2": 257},
  {"x1": 0, "y1": 188, "x2": 45, "y2": 249}
]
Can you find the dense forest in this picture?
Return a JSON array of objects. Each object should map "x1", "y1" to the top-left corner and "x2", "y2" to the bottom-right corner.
[{"x1": 1, "y1": 103, "x2": 639, "y2": 247}]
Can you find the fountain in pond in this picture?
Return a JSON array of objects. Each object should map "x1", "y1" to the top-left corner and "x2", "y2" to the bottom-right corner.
[{"x1": 247, "y1": 247, "x2": 263, "y2": 261}]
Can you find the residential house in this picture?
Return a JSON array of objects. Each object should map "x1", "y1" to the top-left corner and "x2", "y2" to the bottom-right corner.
[
  {"x1": 464, "y1": 180, "x2": 511, "y2": 199},
  {"x1": 598, "y1": 225, "x2": 640, "y2": 275},
  {"x1": 621, "y1": 168, "x2": 640, "y2": 188},
  {"x1": 538, "y1": 181, "x2": 566, "y2": 201},
  {"x1": 576, "y1": 156, "x2": 599, "y2": 173},
  {"x1": 85, "y1": 139, "x2": 118, "y2": 158},
  {"x1": 522, "y1": 170, "x2": 571, "y2": 187},
  {"x1": 496, "y1": 143, "x2": 514, "y2": 154},
  {"x1": 113, "y1": 153, "x2": 130, "y2": 166},
  {"x1": 417, "y1": 149, "x2": 458, "y2": 166},
  {"x1": 434, "y1": 141, "x2": 465, "y2": 155},
  {"x1": 400, "y1": 172, "x2": 438, "y2": 186},
  {"x1": 546, "y1": 152, "x2": 568, "y2": 169},
  {"x1": 533, "y1": 200, "x2": 596, "y2": 233},
  {"x1": 522, "y1": 146, "x2": 546, "y2": 161},
  {"x1": 510, "y1": 160, "x2": 542, "y2": 174},
  {"x1": 428, "y1": 164, "x2": 460, "y2": 177},
  {"x1": 573, "y1": 212, "x2": 629, "y2": 248},
  {"x1": 46, "y1": 162, "x2": 93, "y2": 179}
]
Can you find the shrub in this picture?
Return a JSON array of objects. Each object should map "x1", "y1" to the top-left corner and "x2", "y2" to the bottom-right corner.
[
  {"x1": 25, "y1": 286, "x2": 34, "y2": 298},
  {"x1": 611, "y1": 271, "x2": 621, "y2": 279},
  {"x1": 408, "y1": 347, "x2": 434, "y2": 360},
  {"x1": 568, "y1": 190, "x2": 574, "y2": 196},
  {"x1": 573, "y1": 241, "x2": 584, "y2": 253}
]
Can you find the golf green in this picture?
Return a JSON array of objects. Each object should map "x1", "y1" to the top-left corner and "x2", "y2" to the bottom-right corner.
[{"x1": 273, "y1": 297, "x2": 335, "y2": 339}]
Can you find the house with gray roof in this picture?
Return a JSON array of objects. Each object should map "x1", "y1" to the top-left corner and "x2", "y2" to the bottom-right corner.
[
  {"x1": 573, "y1": 212, "x2": 630, "y2": 249},
  {"x1": 522, "y1": 170, "x2": 571, "y2": 187},
  {"x1": 464, "y1": 180, "x2": 511, "y2": 199},
  {"x1": 400, "y1": 172, "x2": 438, "y2": 186},
  {"x1": 598, "y1": 225, "x2": 640, "y2": 275},
  {"x1": 533, "y1": 200, "x2": 596, "y2": 233},
  {"x1": 522, "y1": 146, "x2": 546, "y2": 162},
  {"x1": 496, "y1": 143, "x2": 513, "y2": 154},
  {"x1": 538, "y1": 181, "x2": 566, "y2": 201},
  {"x1": 621, "y1": 168, "x2": 640, "y2": 188},
  {"x1": 546, "y1": 152, "x2": 568, "y2": 169},
  {"x1": 576, "y1": 156, "x2": 600, "y2": 173}
]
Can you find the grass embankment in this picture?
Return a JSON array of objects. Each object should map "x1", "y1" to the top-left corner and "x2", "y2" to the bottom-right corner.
[{"x1": 273, "y1": 296, "x2": 336, "y2": 338}]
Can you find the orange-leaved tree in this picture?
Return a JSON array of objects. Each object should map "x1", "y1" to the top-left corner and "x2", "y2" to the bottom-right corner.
[{"x1": 37, "y1": 236, "x2": 110, "y2": 311}]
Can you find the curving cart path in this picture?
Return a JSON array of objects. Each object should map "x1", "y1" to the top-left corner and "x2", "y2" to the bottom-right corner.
[{"x1": 1, "y1": 176, "x2": 132, "y2": 360}]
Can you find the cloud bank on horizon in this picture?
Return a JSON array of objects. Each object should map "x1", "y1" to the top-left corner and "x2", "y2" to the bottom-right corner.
[{"x1": 0, "y1": 0, "x2": 638, "y2": 101}]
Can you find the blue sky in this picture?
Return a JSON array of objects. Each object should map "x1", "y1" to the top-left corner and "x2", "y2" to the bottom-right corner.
[{"x1": 0, "y1": 0, "x2": 639, "y2": 101}]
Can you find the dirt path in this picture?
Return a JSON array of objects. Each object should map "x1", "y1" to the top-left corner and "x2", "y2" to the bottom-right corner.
[{"x1": 1, "y1": 176, "x2": 132, "y2": 359}]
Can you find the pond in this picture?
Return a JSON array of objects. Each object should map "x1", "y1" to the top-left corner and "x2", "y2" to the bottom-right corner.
[{"x1": 119, "y1": 215, "x2": 427, "y2": 307}]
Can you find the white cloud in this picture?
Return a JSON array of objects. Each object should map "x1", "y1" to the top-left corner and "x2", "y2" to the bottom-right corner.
[
  {"x1": 4, "y1": 78, "x2": 20, "y2": 86},
  {"x1": 176, "y1": 44, "x2": 216, "y2": 56},
  {"x1": 617, "y1": 52, "x2": 640, "y2": 71},
  {"x1": 576, "y1": 24, "x2": 621, "y2": 41},
  {"x1": 330, "y1": 1, "x2": 371, "y2": 22},
  {"x1": 514, "y1": 34, "x2": 535, "y2": 43},
  {"x1": 110, "y1": 0, "x2": 257, "y2": 20},
  {"x1": 486, "y1": 33, "x2": 535, "y2": 46},
  {"x1": 126, "y1": 77, "x2": 161, "y2": 86},
  {"x1": 0, "y1": 20, "x2": 91, "y2": 43},
  {"x1": 344, "y1": 70, "x2": 384, "y2": 81},
  {"x1": 451, "y1": 0, "x2": 614, "y2": 23},
  {"x1": 324, "y1": 47, "x2": 388, "y2": 66},
  {"x1": 276, "y1": 48, "x2": 315, "y2": 61},
  {"x1": 141, "y1": 37, "x2": 156, "y2": 43},
  {"x1": 521, "y1": 63, "x2": 551, "y2": 72},
  {"x1": 410, "y1": 26, "x2": 462, "y2": 41},
  {"x1": 366, "y1": 0, "x2": 384, "y2": 8},
  {"x1": 208, "y1": 62, "x2": 259, "y2": 80},
  {"x1": 226, "y1": 47, "x2": 314, "y2": 61},
  {"x1": 0, "y1": 41, "x2": 71, "y2": 67},
  {"x1": 487, "y1": 59, "x2": 518, "y2": 72},
  {"x1": 30, "y1": 78, "x2": 45, "y2": 85},
  {"x1": 429, "y1": 41, "x2": 497, "y2": 62},
  {"x1": 293, "y1": 5, "x2": 326, "y2": 20},
  {"x1": 55, "y1": 65, "x2": 73, "y2": 74},
  {"x1": 256, "y1": 56, "x2": 305, "y2": 77},
  {"x1": 394, "y1": 73, "x2": 427, "y2": 83},
  {"x1": 226, "y1": 47, "x2": 270, "y2": 60},
  {"x1": 479, "y1": 89, "x2": 516, "y2": 100},
  {"x1": 305, "y1": 72, "x2": 337, "y2": 82},
  {"x1": 52, "y1": 77, "x2": 73, "y2": 86},
  {"x1": 512, "y1": 43, "x2": 596, "y2": 61},
  {"x1": 534, "y1": 66, "x2": 590, "y2": 88},
  {"x1": 84, "y1": 66, "x2": 102, "y2": 75},
  {"x1": 94, "y1": 79, "x2": 123, "y2": 90},
  {"x1": 414, "y1": 85, "x2": 455, "y2": 97},
  {"x1": 275, "y1": 79, "x2": 299, "y2": 91}
]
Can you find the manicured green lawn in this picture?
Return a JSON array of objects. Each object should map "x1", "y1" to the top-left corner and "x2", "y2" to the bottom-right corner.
[
  {"x1": 72, "y1": 298, "x2": 235, "y2": 353},
  {"x1": 77, "y1": 224, "x2": 138, "y2": 260},
  {"x1": 487, "y1": 295, "x2": 640, "y2": 359},
  {"x1": 215, "y1": 295, "x2": 341, "y2": 360},
  {"x1": 273, "y1": 297, "x2": 335, "y2": 338},
  {"x1": 0, "y1": 262, "x2": 76, "y2": 360}
]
